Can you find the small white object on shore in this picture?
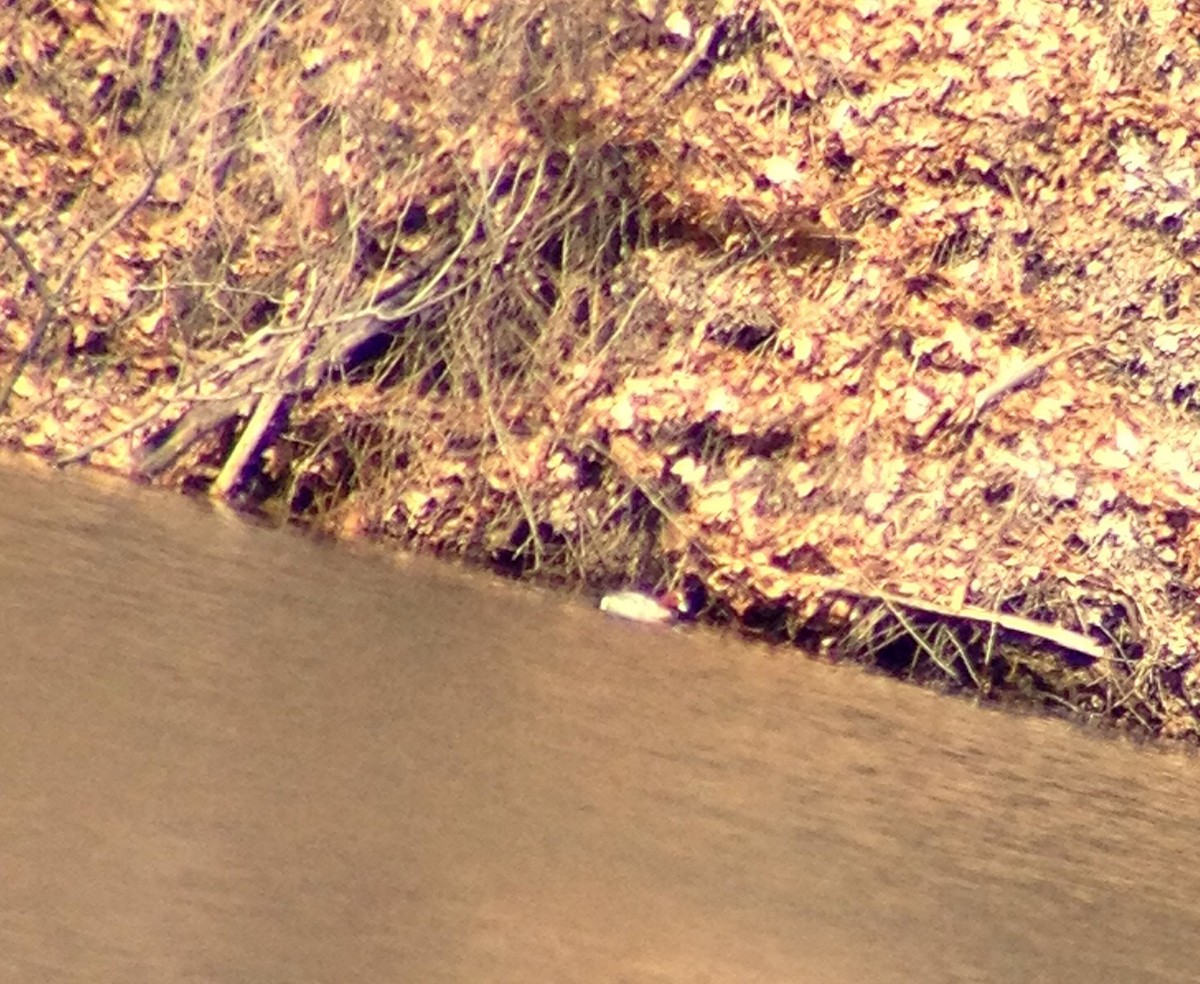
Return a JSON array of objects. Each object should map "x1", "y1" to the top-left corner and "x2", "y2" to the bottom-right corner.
[{"x1": 599, "y1": 590, "x2": 677, "y2": 624}]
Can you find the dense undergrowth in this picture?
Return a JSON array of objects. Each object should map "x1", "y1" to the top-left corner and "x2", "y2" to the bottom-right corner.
[{"x1": 5, "y1": 0, "x2": 1200, "y2": 738}]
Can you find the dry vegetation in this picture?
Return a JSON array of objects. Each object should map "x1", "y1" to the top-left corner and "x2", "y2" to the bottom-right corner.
[{"x1": 5, "y1": 0, "x2": 1200, "y2": 737}]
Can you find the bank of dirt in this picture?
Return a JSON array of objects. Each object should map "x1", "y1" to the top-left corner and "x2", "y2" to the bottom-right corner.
[{"x1": 4, "y1": 0, "x2": 1200, "y2": 738}]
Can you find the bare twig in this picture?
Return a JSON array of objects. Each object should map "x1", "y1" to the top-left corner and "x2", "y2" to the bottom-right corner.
[
  {"x1": 0, "y1": 224, "x2": 53, "y2": 307},
  {"x1": 966, "y1": 340, "x2": 1094, "y2": 426},
  {"x1": 660, "y1": 23, "x2": 718, "y2": 98},
  {"x1": 55, "y1": 403, "x2": 173, "y2": 467},
  {"x1": 759, "y1": 0, "x2": 804, "y2": 66},
  {"x1": 60, "y1": 167, "x2": 162, "y2": 301},
  {"x1": 0, "y1": 162, "x2": 161, "y2": 415},
  {"x1": 921, "y1": 339, "x2": 1096, "y2": 445}
]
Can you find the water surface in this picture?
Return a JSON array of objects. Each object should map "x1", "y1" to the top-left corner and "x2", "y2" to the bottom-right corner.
[{"x1": 1, "y1": 458, "x2": 1196, "y2": 982}]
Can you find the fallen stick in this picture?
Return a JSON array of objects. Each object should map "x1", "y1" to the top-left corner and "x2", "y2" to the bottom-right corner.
[
  {"x1": 862, "y1": 584, "x2": 1107, "y2": 663},
  {"x1": 762, "y1": 569, "x2": 1109, "y2": 663},
  {"x1": 967, "y1": 340, "x2": 1094, "y2": 425}
]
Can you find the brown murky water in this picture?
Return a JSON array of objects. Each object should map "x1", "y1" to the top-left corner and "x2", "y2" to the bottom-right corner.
[{"x1": 1, "y1": 457, "x2": 1198, "y2": 983}]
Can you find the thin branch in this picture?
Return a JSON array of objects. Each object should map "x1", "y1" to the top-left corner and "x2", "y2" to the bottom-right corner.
[
  {"x1": 865, "y1": 584, "x2": 1108, "y2": 663},
  {"x1": 760, "y1": 0, "x2": 805, "y2": 66},
  {"x1": 58, "y1": 165, "x2": 161, "y2": 301},
  {"x1": 0, "y1": 167, "x2": 161, "y2": 414},
  {"x1": 967, "y1": 340, "x2": 1095, "y2": 426},
  {"x1": 0, "y1": 302, "x2": 55, "y2": 414},
  {"x1": 55, "y1": 403, "x2": 172, "y2": 466},
  {"x1": 0, "y1": 224, "x2": 53, "y2": 308}
]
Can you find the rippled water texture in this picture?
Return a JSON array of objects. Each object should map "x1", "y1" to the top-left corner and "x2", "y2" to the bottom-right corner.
[{"x1": 1, "y1": 458, "x2": 1197, "y2": 983}]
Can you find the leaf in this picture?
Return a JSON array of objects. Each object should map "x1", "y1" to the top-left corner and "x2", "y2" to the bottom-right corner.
[
  {"x1": 670, "y1": 455, "x2": 707, "y2": 486},
  {"x1": 664, "y1": 10, "x2": 692, "y2": 41},
  {"x1": 763, "y1": 155, "x2": 802, "y2": 186}
]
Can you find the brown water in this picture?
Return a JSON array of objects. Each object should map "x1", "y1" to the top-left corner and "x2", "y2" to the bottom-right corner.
[{"x1": 1, "y1": 457, "x2": 1197, "y2": 983}]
